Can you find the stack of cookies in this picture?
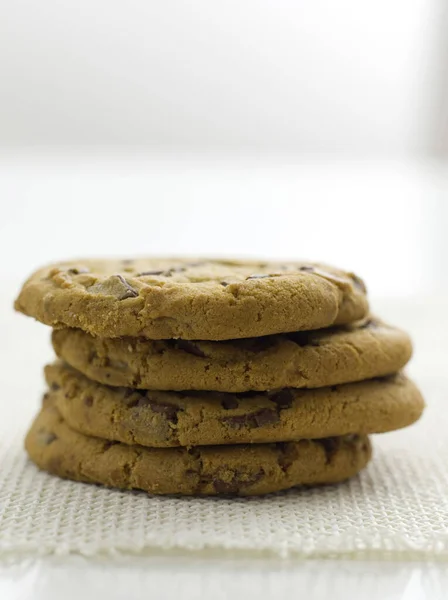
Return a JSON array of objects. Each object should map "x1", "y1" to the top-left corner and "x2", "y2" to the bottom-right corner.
[{"x1": 15, "y1": 259, "x2": 424, "y2": 496}]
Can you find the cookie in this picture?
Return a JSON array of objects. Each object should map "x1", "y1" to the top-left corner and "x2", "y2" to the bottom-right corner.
[
  {"x1": 15, "y1": 258, "x2": 368, "y2": 340},
  {"x1": 25, "y1": 399, "x2": 372, "y2": 496},
  {"x1": 52, "y1": 317, "x2": 412, "y2": 392},
  {"x1": 46, "y1": 362, "x2": 424, "y2": 448}
]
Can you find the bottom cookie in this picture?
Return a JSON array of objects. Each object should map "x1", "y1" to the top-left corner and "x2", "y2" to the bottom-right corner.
[{"x1": 25, "y1": 398, "x2": 372, "y2": 496}]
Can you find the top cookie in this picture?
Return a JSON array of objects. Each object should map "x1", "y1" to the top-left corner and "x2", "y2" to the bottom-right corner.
[{"x1": 15, "y1": 258, "x2": 368, "y2": 340}]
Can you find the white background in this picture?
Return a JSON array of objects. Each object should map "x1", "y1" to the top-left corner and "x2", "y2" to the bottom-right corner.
[{"x1": 0, "y1": 0, "x2": 446, "y2": 155}]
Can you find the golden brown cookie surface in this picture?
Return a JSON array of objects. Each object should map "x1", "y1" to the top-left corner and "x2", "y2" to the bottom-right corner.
[
  {"x1": 52, "y1": 317, "x2": 412, "y2": 392},
  {"x1": 15, "y1": 258, "x2": 368, "y2": 340},
  {"x1": 25, "y1": 399, "x2": 372, "y2": 496},
  {"x1": 45, "y1": 362, "x2": 424, "y2": 448}
]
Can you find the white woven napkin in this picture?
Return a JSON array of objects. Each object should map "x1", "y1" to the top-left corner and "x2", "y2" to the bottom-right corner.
[{"x1": 0, "y1": 370, "x2": 447, "y2": 560}]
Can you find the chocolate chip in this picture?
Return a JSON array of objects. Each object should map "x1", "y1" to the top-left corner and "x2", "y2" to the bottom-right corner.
[
  {"x1": 84, "y1": 396, "x2": 93, "y2": 407},
  {"x1": 317, "y1": 438, "x2": 339, "y2": 464},
  {"x1": 222, "y1": 408, "x2": 279, "y2": 429},
  {"x1": 253, "y1": 408, "x2": 280, "y2": 427},
  {"x1": 212, "y1": 479, "x2": 239, "y2": 494},
  {"x1": 42, "y1": 392, "x2": 50, "y2": 401},
  {"x1": 136, "y1": 266, "x2": 186, "y2": 277},
  {"x1": 330, "y1": 386, "x2": 339, "y2": 392},
  {"x1": 269, "y1": 389, "x2": 294, "y2": 410},
  {"x1": 351, "y1": 273, "x2": 367, "y2": 293},
  {"x1": 137, "y1": 270, "x2": 165, "y2": 276},
  {"x1": 221, "y1": 397, "x2": 239, "y2": 410},
  {"x1": 115, "y1": 274, "x2": 138, "y2": 299},
  {"x1": 175, "y1": 340, "x2": 206, "y2": 358},
  {"x1": 50, "y1": 382, "x2": 60, "y2": 391},
  {"x1": 187, "y1": 447, "x2": 201, "y2": 458},
  {"x1": 299, "y1": 265, "x2": 315, "y2": 272},
  {"x1": 276, "y1": 442, "x2": 299, "y2": 472},
  {"x1": 220, "y1": 281, "x2": 230, "y2": 287},
  {"x1": 147, "y1": 399, "x2": 179, "y2": 422},
  {"x1": 131, "y1": 395, "x2": 180, "y2": 423},
  {"x1": 87, "y1": 275, "x2": 138, "y2": 300},
  {"x1": 67, "y1": 267, "x2": 90, "y2": 275},
  {"x1": 212, "y1": 469, "x2": 264, "y2": 494}
]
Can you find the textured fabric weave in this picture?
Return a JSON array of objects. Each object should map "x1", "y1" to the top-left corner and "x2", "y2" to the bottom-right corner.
[{"x1": 0, "y1": 372, "x2": 447, "y2": 560}]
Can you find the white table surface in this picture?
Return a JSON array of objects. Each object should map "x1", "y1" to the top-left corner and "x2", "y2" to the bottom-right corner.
[{"x1": 1, "y1": 157, "x2": 447, "y2": 599}]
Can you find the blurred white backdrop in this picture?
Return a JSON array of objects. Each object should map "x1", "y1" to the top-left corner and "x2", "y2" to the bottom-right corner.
[
  {"x1": 0, "y1": 0, "x2": 446, "y2": 154},
  {"x1": 0, "y1": 0, "x2": 447, "y2": 300}
]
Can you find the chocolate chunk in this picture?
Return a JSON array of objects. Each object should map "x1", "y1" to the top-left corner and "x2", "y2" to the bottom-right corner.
[
  {"x1": 212, "y1": 479, "x2": 238, "y2": 494},
  {"x1": 221, "y1": 397, "x2": 239, "y2": 410},
  {"x1": 115, "y1": 274, "x2": 138, "y2": 299},
  {"x1": 351, "y1": 273, "x2": 367, "y2": 293},
  {"x1": 212, "y1": 469, "x2": 264, "y2": 494},
  {"x1": 220, "y1": 281, "x2": 230, "y2": 287},
  {"x1": 147, "y1": 399, "x2": 179, "y2": 423},
  {"x1": 253, "y1": 408, "x2": 280, "y2": 427},
  {"x1": 317, "y1": 438, "x2": 339, "y2": 464},
  {"x1": 299, "y1": 265, "x2": 315, "y2": 272},
  {"x1": 67, "y1": 267, "x2": 90, "y2": 275},
  {"x1": 87, "y1": 275, "x2": 138, "y2": 300},
  {"x1": 132, "y1": 395, "x2": 180, "y2": 423},
  {"x1": 222, "y1": 408, "x2": 279, "y2": 429},
  {"x1": 187, "y1": 447, "x2": 201, "y2": 458},
  {"x1": 137, "y1": 270, "x2": 165, "y2": 276},
  {"x1": 175, "y1": 340, "x2": 206, "y2": 358},
  {"x1": 269, "y1": 389, "x2": 294, "y2": 410},
  {"x1": 137, "y1": 266, "x2": 186, "y2": 277},
  {"x1": 50, "y1": 382, "x2": 60, "y2": 391},
  {"x1": 276, "y1": 442, "x2": 299, "y2": 472},
  {"x1": 84, "y1": 396, "x2": 93, "y2": 407}
]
